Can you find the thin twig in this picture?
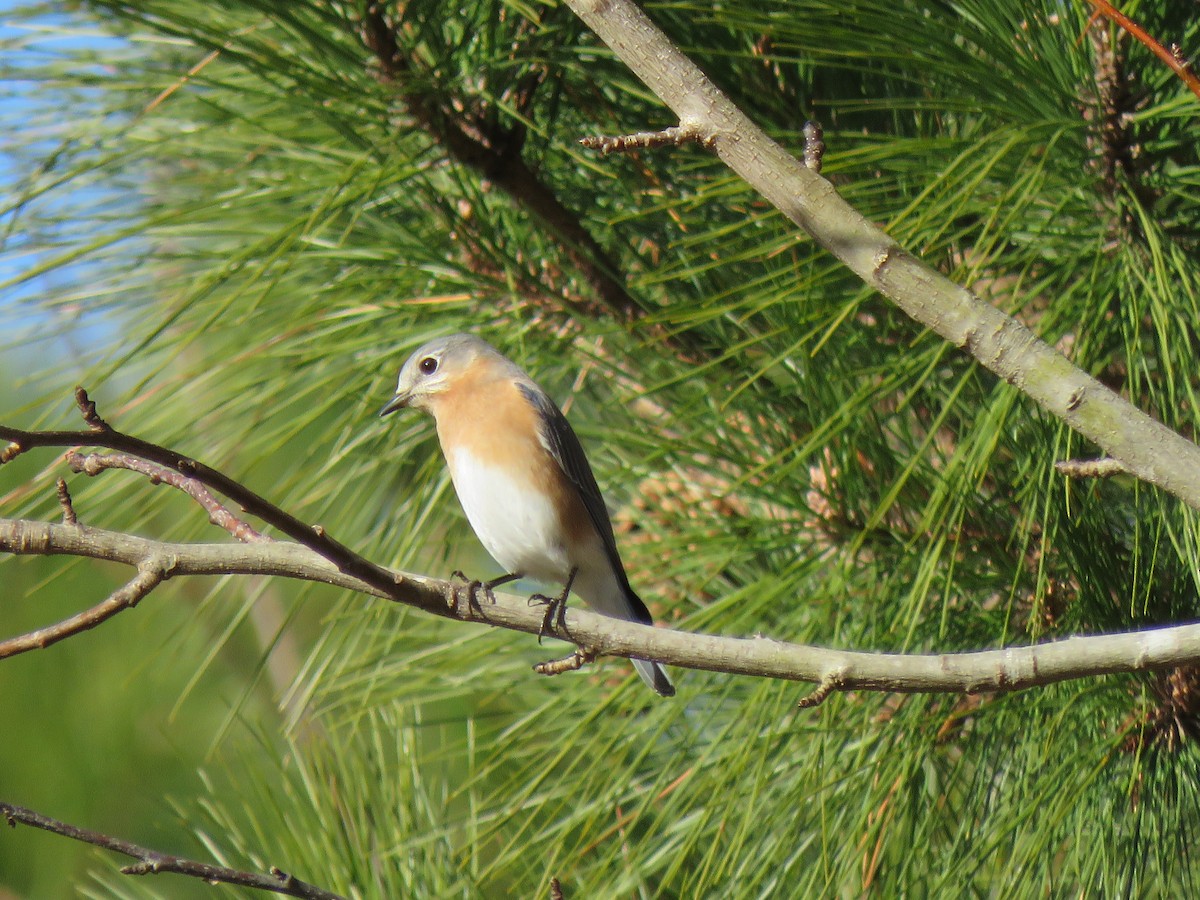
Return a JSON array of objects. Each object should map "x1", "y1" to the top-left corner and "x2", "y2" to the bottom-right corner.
[
  {"x1": 0, "y1": 388, "x2": 410, "y2": 605},
  {"x1": 0, "y1": 561, "x2": 163, "y2": 659},
  {"x1": 1084, "y1": 0, "x2": 1200, "y2": 102},
  {"x1": 66, "y1": 449, "x2": 268, "y2": 543},
  {"x1": 0, "y1": 801, "x2": 343, "y2": 900}
]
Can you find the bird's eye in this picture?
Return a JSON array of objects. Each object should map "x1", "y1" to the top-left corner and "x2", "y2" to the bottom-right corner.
[{"x1": 419, "y1": 356, "x2": 438, "y2": 375}]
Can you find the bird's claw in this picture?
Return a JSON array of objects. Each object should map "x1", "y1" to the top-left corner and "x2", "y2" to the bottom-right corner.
[
  {"x1": 529, "y1": 590, "x2": 571, "y2": 644},
  {"x1": 528, "y1": 567, "x2": 577, "y2": 644},
  {"x1": 449, "y1": 571, "x2": 495, "y2": 616}
]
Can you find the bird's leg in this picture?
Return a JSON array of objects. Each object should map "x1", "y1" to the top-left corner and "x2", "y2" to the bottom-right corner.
[
  {"x1": 529, "y1": 567, "x2": 578, "y2": 643},
  {"x1": 450, "y1": 571, "x2": 521, "y2": 616},
  {"x1": 480, "y1": 572, "x2": 521, "y2": 604}
]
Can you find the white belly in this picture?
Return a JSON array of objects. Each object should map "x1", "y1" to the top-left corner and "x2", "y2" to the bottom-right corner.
[{"x1": 447, "y1": 449, "x2": 571, "y2": 583}]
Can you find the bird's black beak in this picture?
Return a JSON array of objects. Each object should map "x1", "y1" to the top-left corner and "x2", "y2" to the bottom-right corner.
[{"x1": 378, "y1": 392, "x2": 410, "y2": 417}]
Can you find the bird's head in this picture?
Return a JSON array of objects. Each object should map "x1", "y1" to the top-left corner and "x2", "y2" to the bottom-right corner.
[{"x1": 379, "y1": 333, "x2": 494, "y2": 417}]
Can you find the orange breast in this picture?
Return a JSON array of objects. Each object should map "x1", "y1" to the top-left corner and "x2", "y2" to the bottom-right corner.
[{"x1": 431, "y1": 366, "x2": 588, "y2": 545}]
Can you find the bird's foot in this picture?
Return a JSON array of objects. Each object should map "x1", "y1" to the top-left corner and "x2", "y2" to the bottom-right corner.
[
  {"x1": 528, "y1": 567, "x2": 577, "y2": 644},
  {"x1": 448, "y1": 571, "x2": 482, "y2": 616},
  {"x1": 450, "y1": 571, "x2": 520, "y2": 616},
  {"x1": 528, "y1": 590, "x2": 568, "y2": 643}
]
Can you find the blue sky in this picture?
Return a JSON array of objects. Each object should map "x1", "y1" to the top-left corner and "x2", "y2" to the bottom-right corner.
[{"x1": 0, "y1": 0, "x2": 131, "y2": 360}]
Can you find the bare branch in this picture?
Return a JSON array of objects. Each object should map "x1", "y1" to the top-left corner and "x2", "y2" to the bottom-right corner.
[
  {"x1": 0, "y1": 800, "x2": 343, "y2": 900},
  {"x1": 4, "y1": 392, "x2": 1200, "y2": 693},
  {"x1": 0, "y1": 559, "x2": 163, "y2": 659},
  {"x1": 563, "y1": 0, "x2": 1200, "y2": 512},
  {"x1": 6, "y1": 517, "x2": 1200, "y2": 694},
  {"x1": 0, "y1": 389, "x2": 410, "y2": 606},
  {"x1": 66, "y1": 449, "x2": 268, "y2": 543}
]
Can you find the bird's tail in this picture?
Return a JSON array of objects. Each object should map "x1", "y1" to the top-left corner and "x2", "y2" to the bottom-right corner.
[
  {"x1": 632, "y1": 657, "x2": 675, "y2": 697},
  {"x1": 583, "y1": 574, "x2": 675, "y2": 697},
  {"x1": 621, "y1": 585, "x2": 675, "y2": 697}
]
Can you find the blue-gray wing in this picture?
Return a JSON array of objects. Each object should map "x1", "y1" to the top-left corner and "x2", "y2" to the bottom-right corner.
[
  {"x1": 519, "y1": 383, "x2": 645, "y2": 605},
  {"x1": 521, "y1": 385, "x2": 674, "y2": 696}
]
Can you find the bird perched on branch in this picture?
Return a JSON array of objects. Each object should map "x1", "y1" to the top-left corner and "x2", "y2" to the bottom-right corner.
[{"x1": 379, "y1": 333, "x2": 674, "y2": 696}]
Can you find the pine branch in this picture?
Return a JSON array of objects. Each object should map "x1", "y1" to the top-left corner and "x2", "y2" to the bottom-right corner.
[
  {"x1": 4, "y1": 515, "x2": 1200, "y2": 691},
  {"x1": 5, "y1": 388, "x2": 1200, "y2": 694},
  {"x1": 0, "y1": 801, "x2": 343, "y2": 900},
  {"x1": 1, "y1": 388, "x2": 426, "y2": 611},
  {"x1": 560, "y1": 0, "x2": 1200, "y2": 512}
]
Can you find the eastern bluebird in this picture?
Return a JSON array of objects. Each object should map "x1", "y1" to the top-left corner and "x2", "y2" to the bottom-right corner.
[{"x1": 379, "y1": 334, "x2": 674, "y2": 696}]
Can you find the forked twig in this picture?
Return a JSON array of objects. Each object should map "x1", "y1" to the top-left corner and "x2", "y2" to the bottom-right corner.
[{"x1": 0, "y1": 801, "x2": 343, "y2": 900}]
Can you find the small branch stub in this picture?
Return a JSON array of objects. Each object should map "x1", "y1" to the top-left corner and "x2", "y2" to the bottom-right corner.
[
  {"x1": 802, "y1": 120, "x2": 824, "y2": 173},
  {"x1": 55, "y1": 478, "x2": 77, "y2": 526},
  {"x1": 797, "y1": 669, "x2": 846, "y2": 709},
  {"x1": 74, "y1": 386, "x2": 110, "y2": 432},
  {"x1": 534, "y1": 645, "x2": 599, "y2": 677},
  {"x1": 1055, "y1": 457, "x2": 1130, "y2": 479},
  {"x1": 580, "y1": 123, "x2": 715, "y2": 155}
]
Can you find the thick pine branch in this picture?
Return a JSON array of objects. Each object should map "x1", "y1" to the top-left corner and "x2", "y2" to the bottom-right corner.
[
  {"x1": 4, "y1": 517, "x2": 1200, "y2": 695},
  {"x1": 562, "y1": 0, "x2": 1200, "y2": 511},
  {"x1": 4, "y1": 390, "x2": 1200, "y2": 698}
]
